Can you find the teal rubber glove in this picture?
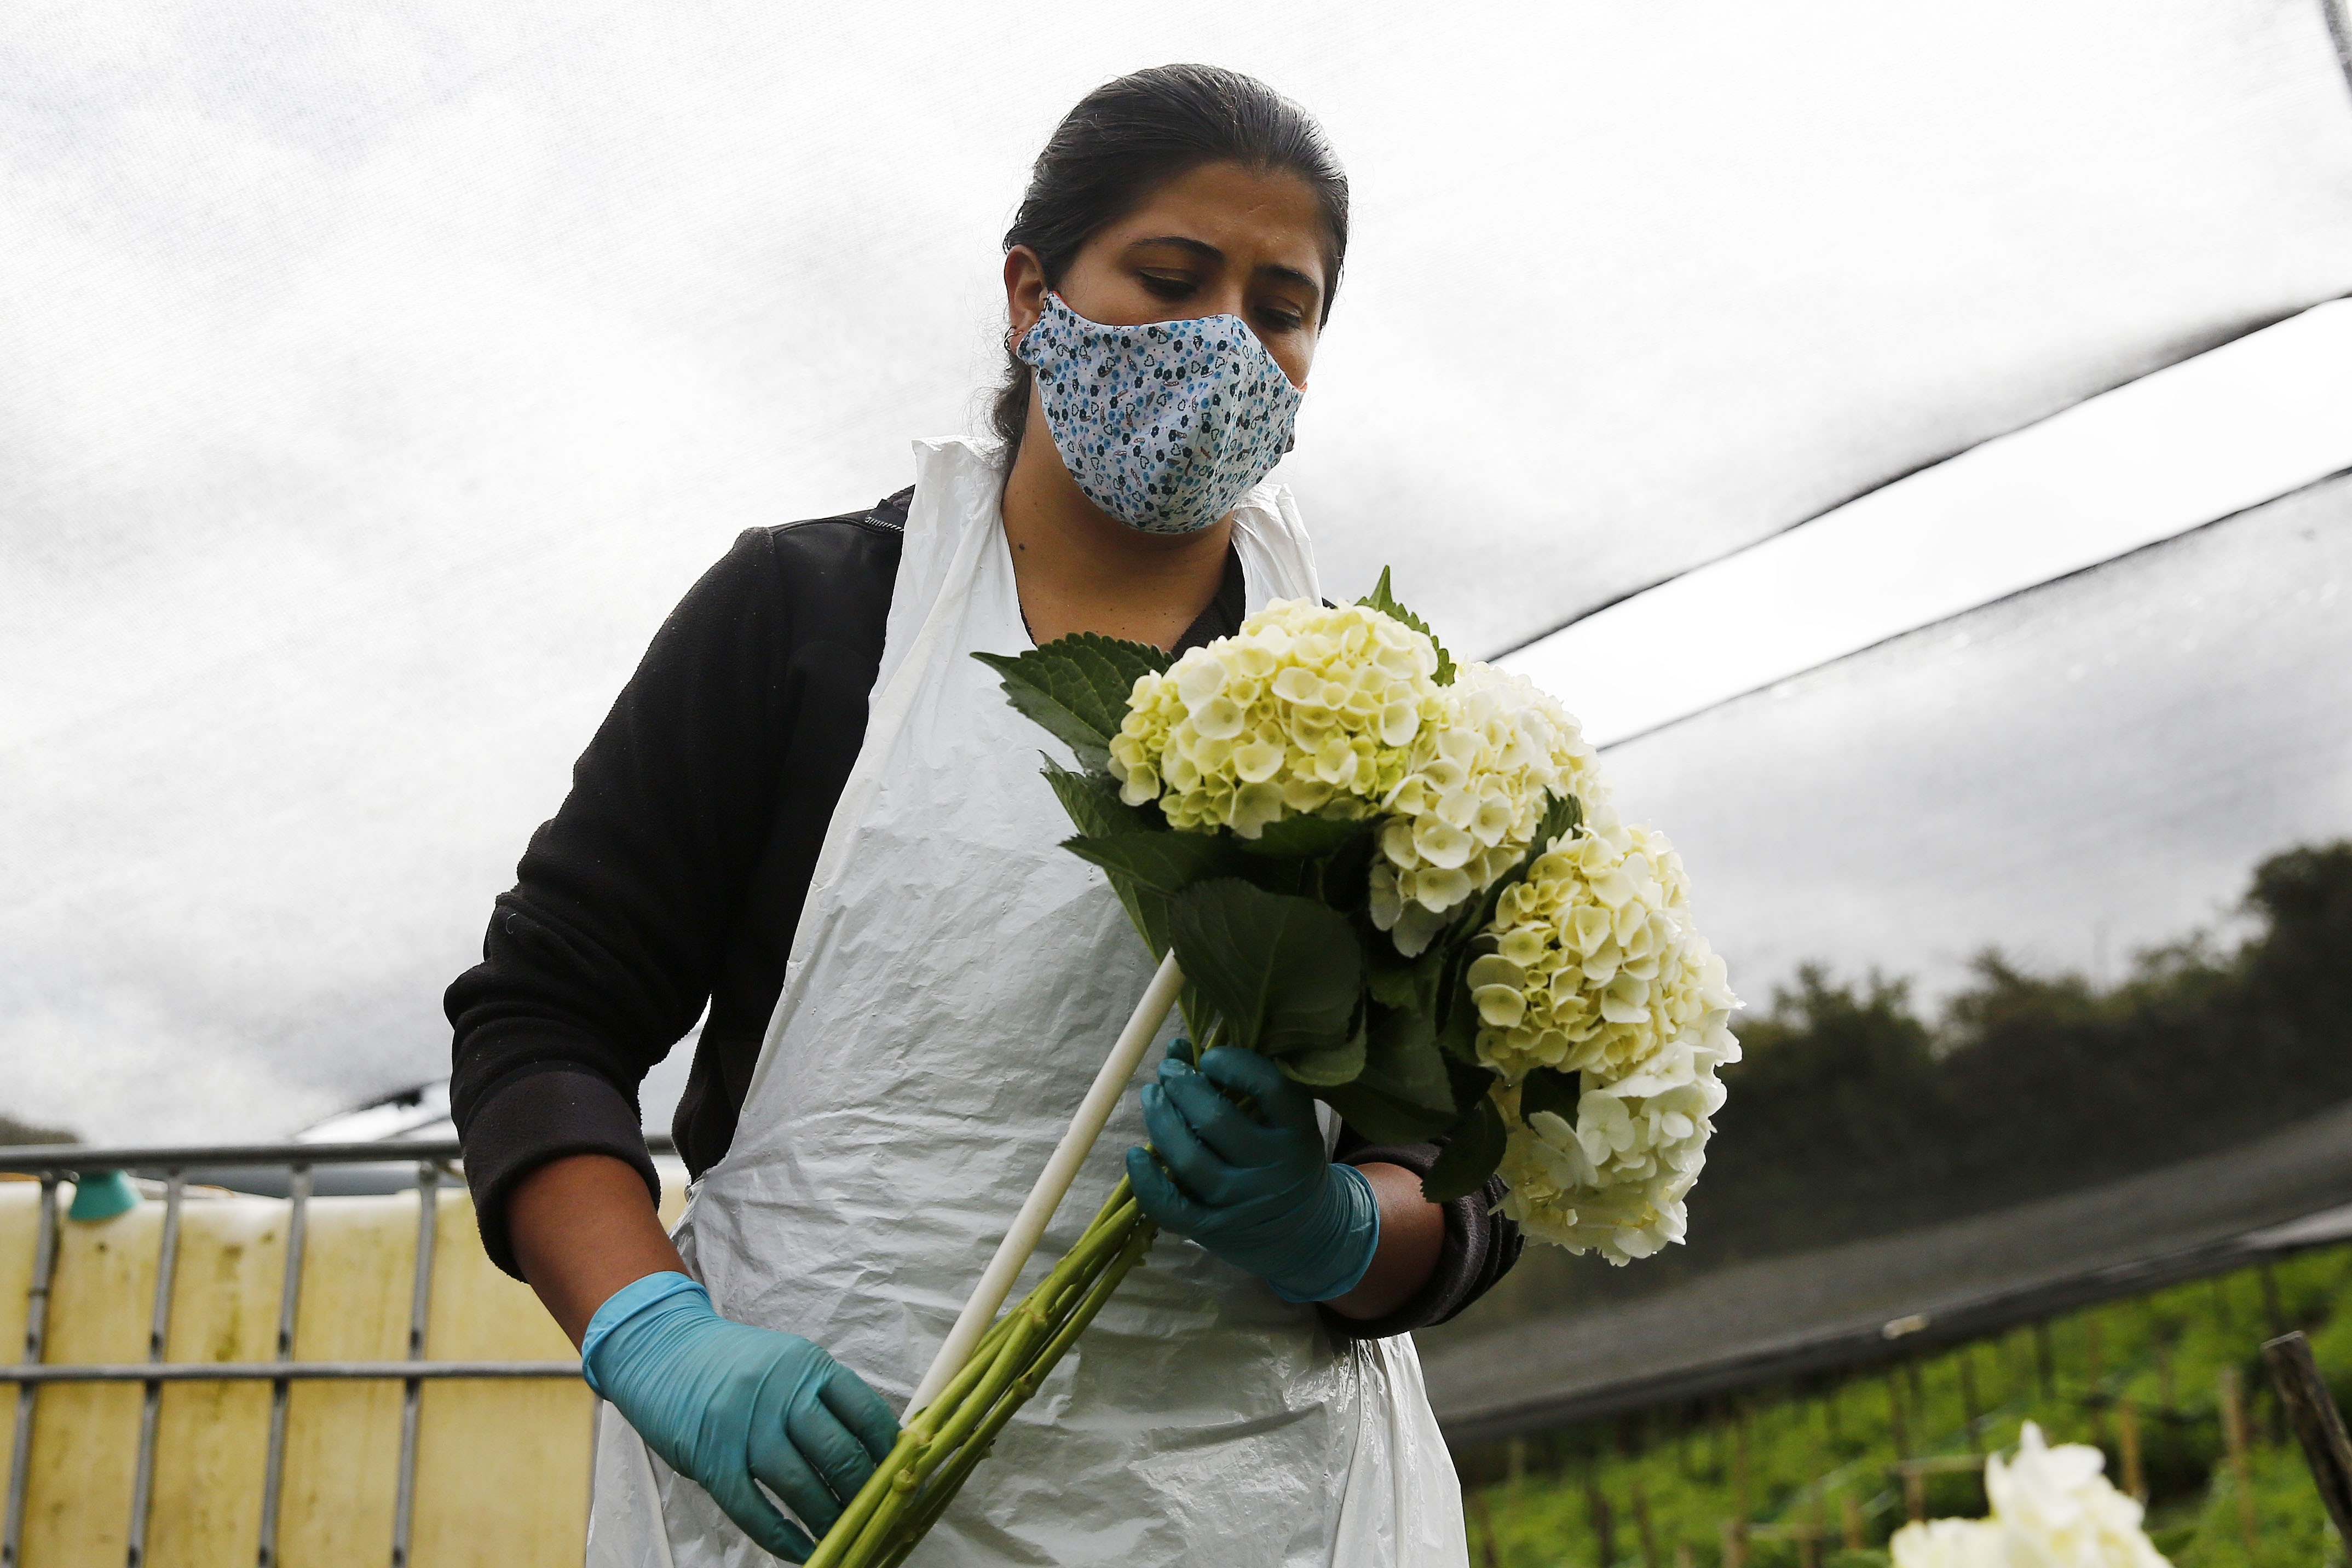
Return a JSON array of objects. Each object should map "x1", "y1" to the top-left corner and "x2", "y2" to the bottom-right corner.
[
  {"x1": 582, "y1": 1272, "x2": 898, "y2": 1560},
  {"x1": 1126, "y1": 1045, "x2": 1381, "y2": 1303}
]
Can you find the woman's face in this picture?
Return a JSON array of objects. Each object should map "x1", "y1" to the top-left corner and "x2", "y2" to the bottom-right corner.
[{"x1": 1005, "y1": 160, "x2": 1330, "y2": 390}]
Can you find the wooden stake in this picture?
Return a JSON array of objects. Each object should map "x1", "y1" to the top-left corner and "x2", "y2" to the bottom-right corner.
[
  {"x1": 2220, "y1": 1365, "x2": 2259, "y2": 1555},
  {"x1": 1466, "y1": 1488, "x2": 1501, "y2": 1568},
  {"x1": 1734, "y1": 1408, "x2": 1753, "y2": 1523},
  {"x1": 2086, "y1": 1318, "x2": 2108, "y2": 1452},
  {"x1": 1632, "y1": 1478, "x2": 1661, "y2": 1568},
  {"x1": 1959, "y1": 1349, "x2": 1982, "y2": 1456},
  {"x1": 2262, "y1": 1330, "x2": 2352, "y2": 1544},
  {"x1": 2260, "y1": 1261, "x2": 2288, "y2": 1338},
  {"x1": 2117, "y1": 1396, "x2": 2145, "y2": 1503}
]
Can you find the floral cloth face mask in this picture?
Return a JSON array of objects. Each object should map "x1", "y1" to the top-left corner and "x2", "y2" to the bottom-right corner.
[{"x1": 1014, "y1": 291, "x2": 1305, "y2": 535}]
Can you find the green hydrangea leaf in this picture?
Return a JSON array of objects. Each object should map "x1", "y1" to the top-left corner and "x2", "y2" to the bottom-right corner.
[
  {"x1": 1432, "y1": 939, "x2": 1486, "y2": 1063},
  {"x1": 1442, "y1": 1051, "x2": 1498, "y2": 1115},
  {"x1": 1167, "y1": 879, "x2": 1362, "y2": 1060},
  {"x1": 1061, "y1": 830, "x2": 1242, "y2": 895},
  {"x1": 1278, "y1": 1017, "x2": 1368, "y2": 1087},
  {"x1": 973, "y1": 633, "x2": 1169, "y2": 770},
  {"x1": 1235, "y1": 813, "x2": 1366, "y2": 860},
  {"x1": 1517, "y1": 1064, "x2": 1581, "y2": 1124},
  {"x1": 1319, "y1": 1080, "x2": 1460, "y2": 1145},
  {"x1": 1364, "y1": 1005, "x2": 1459, "y2": 1112},
  {"x1": 1422, "y1": 1092, "x2": 1508, "y2": 1203},
  {"x1": 1365, "y1": 940, "x2": 1447, "y2": 1013},
  {"x1": 1356, "y1": 566, "x2": 1455, "y2": 687},
  {"x1": 1041, "y1": 759, "x2": 1156, "y2": 838}
]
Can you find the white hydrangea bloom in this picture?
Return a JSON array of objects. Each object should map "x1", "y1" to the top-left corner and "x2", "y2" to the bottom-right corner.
[
  {"x1": 1984, "y1": 1423, "x2": 2171, "y2": 1566},
  {"x1": 1888, "y1": 1518, "x2": 2007, "y2": 1568},
  {"x1": 1491, "y1": 1030, "x2": 1734, "y2": 1264},
  {"x1": 1475, "y1": 820, "x2": 1740, "y2": 1264},
  {"x1": 1368, "y1": 661, "x2": 1611, "y2": 956},
  {"x1": 1108, "y1": 598, "x2": 1445, "y2": 836},
  {"x1": 1469, "y1": 822, "x2": 1737, "y2": 1085},
  {"x1": 1890, "y1": 1423, "x2": 2171, "y2": 1568}
]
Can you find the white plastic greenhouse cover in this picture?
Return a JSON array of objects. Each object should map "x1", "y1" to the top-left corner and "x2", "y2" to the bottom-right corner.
[{"x1": 5, "y1": 0, "x2": 2351, "y2": 1146}]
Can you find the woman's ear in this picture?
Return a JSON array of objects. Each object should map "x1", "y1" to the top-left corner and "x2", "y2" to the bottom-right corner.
[{"x1": 1004, "y1": 245, "x2": 1048, "y2": 350}]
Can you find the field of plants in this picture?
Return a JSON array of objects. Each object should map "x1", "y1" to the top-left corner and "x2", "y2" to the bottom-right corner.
[{"x1": 1463, "y1": 1243, "x2": 2352, "y2": 1565}]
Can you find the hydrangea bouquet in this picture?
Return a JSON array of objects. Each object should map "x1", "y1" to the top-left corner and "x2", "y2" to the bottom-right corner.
[{"x1": 806, "y1": 575, "x2": 1738, "y2": 1568}]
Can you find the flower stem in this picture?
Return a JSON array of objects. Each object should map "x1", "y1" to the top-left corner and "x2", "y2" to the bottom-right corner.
[
  {"x1": 815, "y1": 1181, "x2": 1147, "y2": 1568},
  {"x1": 872, "y1": 1214, "x2": 1156, "y2": 1566}
]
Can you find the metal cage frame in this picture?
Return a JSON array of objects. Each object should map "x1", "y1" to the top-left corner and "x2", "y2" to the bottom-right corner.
[{"x1": 0, "y1": 1136, "x2": 671, "y2": 1568}]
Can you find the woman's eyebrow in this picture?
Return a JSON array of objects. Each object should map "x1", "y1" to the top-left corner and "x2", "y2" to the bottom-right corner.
[
  {"x1": 1126, "y1": 234, "x2": 1224, "y2": 263},
  {"x1": 1253, "y1": 262, "x2": 1322, "y2": 302},
  {"x1": 1126, "y1": 234, "x2": 1324, "y2": 305}
]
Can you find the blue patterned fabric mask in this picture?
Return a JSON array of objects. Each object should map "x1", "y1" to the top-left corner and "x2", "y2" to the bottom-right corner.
[{"x1": 1014, "y1": 291, "x2": 1305, "y2": 535}]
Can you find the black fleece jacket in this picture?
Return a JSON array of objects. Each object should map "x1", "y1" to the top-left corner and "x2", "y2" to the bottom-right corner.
[{"x1": 446, "y1": 488, "x2": 1520, "y2": 1338}]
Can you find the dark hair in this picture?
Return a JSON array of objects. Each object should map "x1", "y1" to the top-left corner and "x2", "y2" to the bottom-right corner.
[{"x1": 990, "y1": 64, "x2": 1350, "y2": 450}]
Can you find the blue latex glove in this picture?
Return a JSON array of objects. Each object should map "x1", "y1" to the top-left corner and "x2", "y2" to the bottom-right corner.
[
  {"x1": 582, "y1": 1272, "x2": 898, "y2": 1561},
  {"x1": 1125, "y1": 1045, "x2": 1381, "y2": 1303}
]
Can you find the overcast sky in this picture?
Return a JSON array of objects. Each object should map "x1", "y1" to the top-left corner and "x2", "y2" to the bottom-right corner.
[{"x1": 7, "y1": 0, "x2": 2351, "y2": 1143}]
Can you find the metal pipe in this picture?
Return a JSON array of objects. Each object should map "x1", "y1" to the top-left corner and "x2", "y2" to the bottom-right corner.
[
  {"x1": 126, "y1": 1171, "x2": 186, "y2": 1568},
  {"x1": 0, "y1": 1135, "x2": 674, "y2": 1175},
  {"x1": 391, "y1": 1163, "x2": 441, "y2": 1568},
  {"x1": 2, "y1": 1177, "x2": 61, "y2": 1568},
  {"x1": 254, "y1": 1167, "x2": 310, "y2": 1568},
  {"x1": 0, "y1": 1363, "x2": 580, "y2": 1385}
]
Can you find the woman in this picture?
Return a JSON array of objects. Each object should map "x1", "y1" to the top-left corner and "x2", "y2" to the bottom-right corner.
[{"x1": 448, "y1": 64, "x2": 1520, "y2": 1567}]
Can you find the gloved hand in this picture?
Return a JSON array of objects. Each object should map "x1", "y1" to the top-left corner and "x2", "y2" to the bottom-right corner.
[
  {"x1": 582, "y1": 1272, "x2": 898, "y2": 1561},
  {"x1": 1125, "y1": 1045, "x2": 1381, "y2": 1303}
]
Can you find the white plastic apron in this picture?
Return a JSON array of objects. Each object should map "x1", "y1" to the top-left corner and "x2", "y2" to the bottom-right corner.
[{"x1": 589, "y1": 436, "x2": 1467, "y2": 1568}]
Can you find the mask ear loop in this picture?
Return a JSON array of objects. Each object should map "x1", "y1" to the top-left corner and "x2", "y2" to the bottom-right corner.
[{"x1": 1007, "y1": 287, "x2": 1064, "y2": 360}]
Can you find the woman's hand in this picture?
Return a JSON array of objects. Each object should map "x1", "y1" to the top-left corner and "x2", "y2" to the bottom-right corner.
[
  {"x1": 1125, "y1": 1046, "x2": 1382, "y2": 1303},
  {"x1": 583, "y1": 1273, "x2": 900, "y2": 1561},
  {"x1": 510, "y1": 1155, "x2": 898, "y2": 1559}
]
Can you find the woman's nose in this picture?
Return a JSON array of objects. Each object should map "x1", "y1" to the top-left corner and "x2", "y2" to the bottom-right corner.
[{"x1": 1193, "y1": 283, "x2": 1251, "y2": 322}]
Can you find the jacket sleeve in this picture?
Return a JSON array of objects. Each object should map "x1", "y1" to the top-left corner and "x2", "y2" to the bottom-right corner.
[
  {"x1": 446, "y1": 529, "x2": 803, "y2": 1277},
  {"x1": 1322, "y1": 1143, "x2": 1523, "y2": 1340}
]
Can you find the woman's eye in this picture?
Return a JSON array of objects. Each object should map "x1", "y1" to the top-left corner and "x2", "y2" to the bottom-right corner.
[
  {"x1": 1258, "y1": 306, "x2": 1306, "y2": 333},
  {"x1": 1139, "y1": 273, "x2": 1195, "y2": 301}
]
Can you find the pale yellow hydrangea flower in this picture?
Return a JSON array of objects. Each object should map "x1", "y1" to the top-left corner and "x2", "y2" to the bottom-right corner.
[
  {"x1": 1886, "y1": 1519, "x2": 2004, "y2": 1568},
  {"x1": 1107, "y1": 598, "x2": 1446, "y2": 836},
  {"x1": 1467, "y1": 822, "x2": 1734, "y2": 1084},
  {"x1": 1890, "y1": 1423, "x2": 2171, "y2": 1568},
  {"x1": 1473, "y1": 820, "x2": 1740, "y2": 1264},
  {"x1": 1491, "y1": 1021, "x2": 1735, "y2": 1264},
  {"x1": 1367, "y1": 662, "x2": 1610, "y2": 956}
]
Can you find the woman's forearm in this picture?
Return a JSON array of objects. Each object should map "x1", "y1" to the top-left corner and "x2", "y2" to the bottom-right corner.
[
  {"x1": 510, "y1": 1153, "x2": 688, "y2": 1347},
  {"x1": 1322, "y1": 1162, "x2": 1444, "y2": 1322}
]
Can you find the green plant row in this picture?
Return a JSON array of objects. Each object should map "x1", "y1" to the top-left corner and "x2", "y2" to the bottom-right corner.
[{"x1": 1469, "y1": 1244, "x2": 2352, "y2": 1566}]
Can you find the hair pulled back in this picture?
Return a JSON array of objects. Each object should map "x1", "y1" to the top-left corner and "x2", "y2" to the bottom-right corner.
[{"x1": 991, "y1": 64, "x2": 1349, "y2": 451}]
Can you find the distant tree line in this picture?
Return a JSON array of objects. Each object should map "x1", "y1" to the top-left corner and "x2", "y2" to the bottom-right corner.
[
  {"x1": 1463, "y1": 839, "x2": 2352, "y2": 1323},
  {"x1": 0, "y1": 1115, "x2": 74, "y2": 1146}
]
